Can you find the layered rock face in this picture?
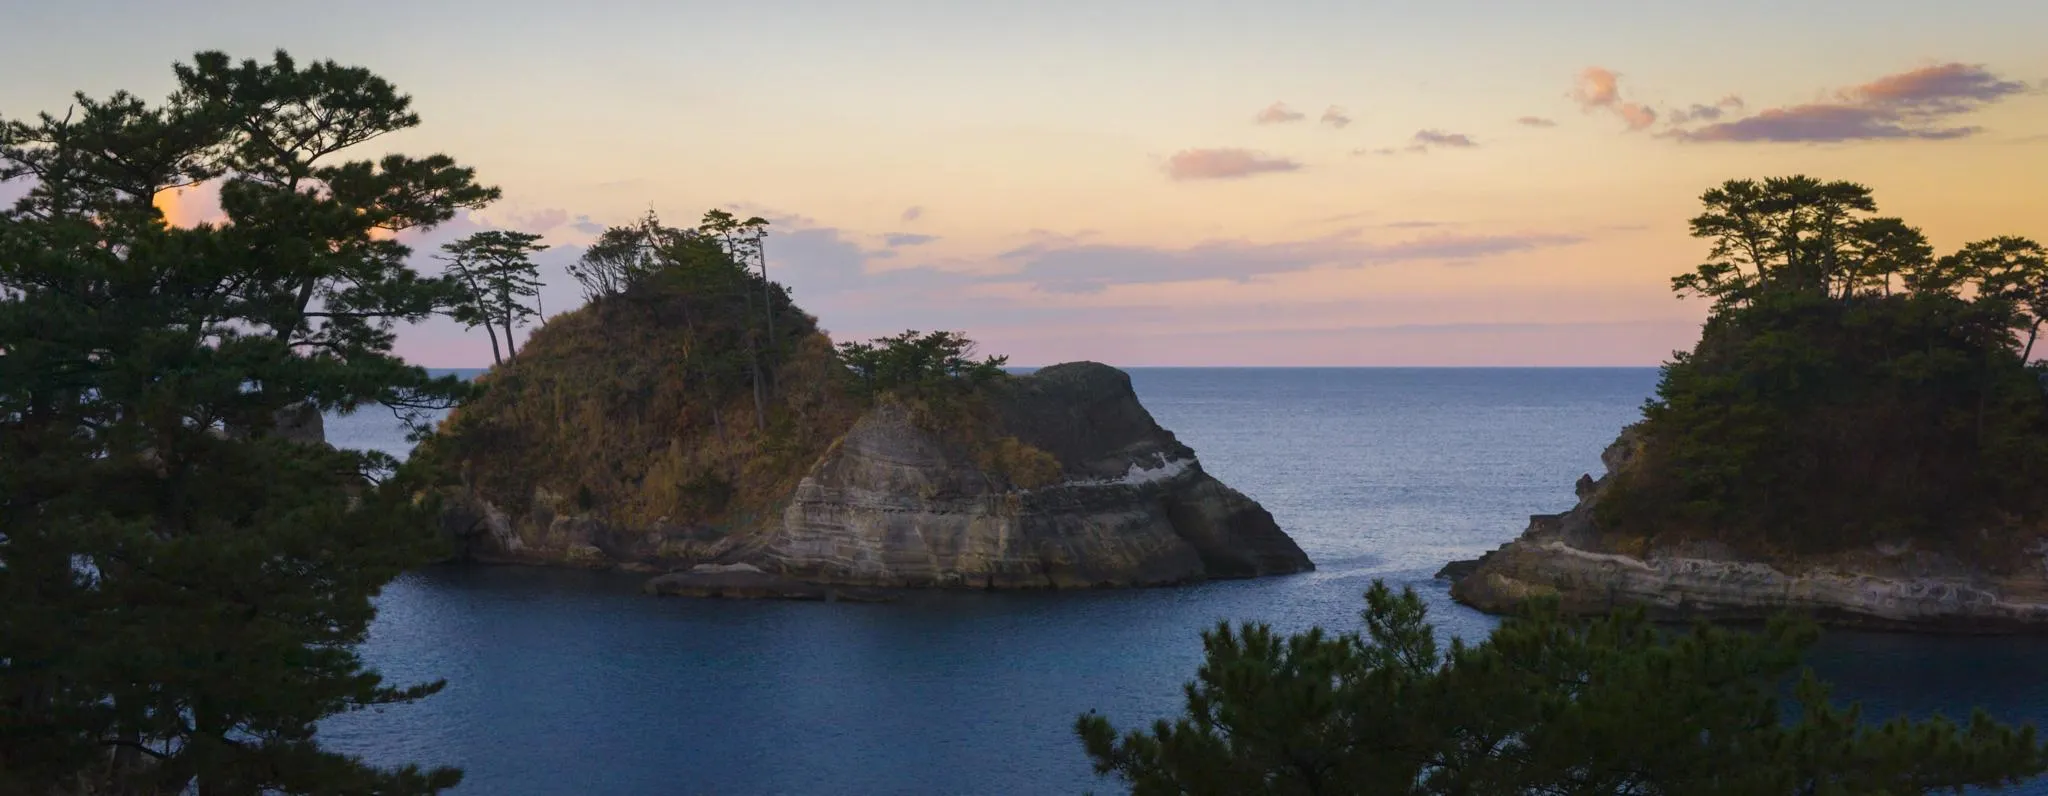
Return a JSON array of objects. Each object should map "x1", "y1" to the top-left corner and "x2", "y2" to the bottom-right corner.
[
  {"x1": 445, "y1": 362, "x2": 1312, "y2": 594},
  {"x1": 1440, "y1": 427, "x2": 2048, "y2": 633},
  {"x1": 755, "y1": 362, "x2": 1311, "y2": 588}
]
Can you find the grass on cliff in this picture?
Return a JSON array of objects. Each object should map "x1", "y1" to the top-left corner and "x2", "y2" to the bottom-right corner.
[
  {"x1": 418, "y1": 252, "x2": 865, "y2": 534},
  {"x1": 418, "y1": 271, "x2": 1065, "y2": 538},
  {"x1": 1592, "y1": 177, "x2": 2048, "y2": 569}
]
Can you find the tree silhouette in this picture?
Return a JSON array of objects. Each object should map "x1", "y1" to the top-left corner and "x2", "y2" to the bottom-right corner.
[
  {"x1": 441, "y1": 230, "x2": 547, "y2": 365},
  {"x1": 1, "y1": 49, "x2": 484, "y2": 793}
]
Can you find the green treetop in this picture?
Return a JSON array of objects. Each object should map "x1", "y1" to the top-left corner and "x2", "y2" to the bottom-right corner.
[
  {"x1": 1080, "y1": 582, "x2": 2048, "y2": 795},
  {"x1": 1599, "y1": 176, "x2": 2048, "y2": 558},
  {"x1": 441, "y1": 229, "x2": 548, "y2": 365},
  {"x1": 0, "y1": 49, "x2": 491, "y2": 793}
]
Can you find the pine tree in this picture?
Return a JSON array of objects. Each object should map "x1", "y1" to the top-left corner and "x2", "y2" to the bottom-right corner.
[
  {"x1": 1078, "y1": 582, "x2": 2048, "y2": 795},
  {"x1": 440, "y1": 230, "x2": 548, "y2": 365},
  {"x1": 0, "y1": 48, "x2": 494, "y2": 794}
]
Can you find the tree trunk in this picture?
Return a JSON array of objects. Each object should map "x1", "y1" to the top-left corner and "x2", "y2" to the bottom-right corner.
[
  {"x1": 2025, "y1": 322, "x2": 2040, "y2": 363},
  {"x1": 758, "y1": 232, "x2": 776, "y2": 395},
  {"x1": 501, "y1": 313, "x2": 517, "y2": 358},
  {"x1": 482, "y1": 322, "x2": 502, "y2": 366}
]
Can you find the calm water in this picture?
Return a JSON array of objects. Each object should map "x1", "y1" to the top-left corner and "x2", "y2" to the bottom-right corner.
[{"x1": 319, "y1": 368, "x2": 2048, "y2": 795}]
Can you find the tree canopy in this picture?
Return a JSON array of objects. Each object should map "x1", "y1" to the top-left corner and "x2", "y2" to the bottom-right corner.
[
  {"x1": 0, "y1": 49, "x2": 483, "y2": 793},
  {"x1": 1079, "y1": 582, "x2": 2048, "y2": 795},
  {"x1": 441, "y1": 229, "x2": 547, "y2": 365},
  {"x1": 837, "y1": 329, "x2": 1010, "y2": 400},
  {"x1": 1598, "y1": 176, "x2": 2048, "y2": 560}
]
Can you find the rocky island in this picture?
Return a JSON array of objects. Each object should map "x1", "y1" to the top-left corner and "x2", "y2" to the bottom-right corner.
[
  {"x1": 1440, "y1": 176, "x2": 2048, "y2": 634},
  {"x1": 417, "y1": 212, "x2": 1311, "y2": 600},
  {"x1": 1439, "y1": 425, "x2": 2048, "y2": 633}
]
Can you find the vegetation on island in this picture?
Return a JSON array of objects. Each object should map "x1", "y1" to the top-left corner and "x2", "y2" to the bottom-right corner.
[
  {"x1": 423, "y1": 206, "x2": 855, "y2": 530},
  {"x1": 1079, "y1": 583, "x2": 2048, "y2": 795},
  {"x1": 0, "y1": 50, "x2": 482, "y2": 793},
  {"x1": 440, "y1": 229, "x2": 547, "y2": 366},
  {"x1": 420, "y1": 199, "x2": 1033, "y2": 535},
  {"x1": 1593, "y1": 177, "x2": 2048, "y2": 563}
]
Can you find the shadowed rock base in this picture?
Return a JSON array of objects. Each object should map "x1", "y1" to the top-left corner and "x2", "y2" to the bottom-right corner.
[
  {"x1": 643, "y1": 564, "x2": 898, "y2": 603},
  {"x1": 1439, "y1": 426, "x2": 2048, "y2": 634},
  {"x1": 446, "y1": 362, "x2": 1313, "y2": 598}
]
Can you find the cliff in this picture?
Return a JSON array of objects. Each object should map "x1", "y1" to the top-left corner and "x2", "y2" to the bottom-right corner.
[
  {"x1": 1439, "y1": 426, "x2": 2048, "y2": 633},
  {"x1": 743, "y1": 361, "x2": 1310, "y2": 589},
  {"x1": 422, "y1": 286, "x2": 1310, "y2": 597}
]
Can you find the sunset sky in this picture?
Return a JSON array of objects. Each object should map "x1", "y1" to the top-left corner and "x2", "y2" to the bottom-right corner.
[{"x1": 7, "y1": 0, "x2": 2047, "y2": 366}]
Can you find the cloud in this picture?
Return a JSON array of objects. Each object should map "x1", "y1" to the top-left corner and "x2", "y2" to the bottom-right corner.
[
  {"x1": 1254, "y1": 101, "x2": 1306, "y2": 124},
  {"x1": 151, "y1": 181, "x2": 226, "y2": 228},
  {"x1": 991, "y1": 230, "x2": 1586, "y2": 294},
  {"x1": 1320, "y1": 106, "x2": 1352, "y2": 128},
  {"x1": 490, "y1": 207, "x2": 569, "y2": 232},
  {"x1": 1571, "y1": 67, "x2": 1658, "y2": 131},
  {"x1": 1412, "y1": 129, "x2": 1478, "y2": 149},
  {"x1": 1516, "y1": 116, "x2": 1558, "y2": 127},
  {"x1": 569, "y1": 214, "x2": 605, "y2": 234},
  {"x1": 901, "y1": 205, "x2": 923, "y2": 222},
  {"x1": 885, "y1": 233, "x2": 939, "y2": 247},
  {"x1": 1667, "y1": 95, "x2": 1746, "y2": 125},
  {"x1": 1670, "y1": 63, "x2": 2030, "y2": 143},
  {"x1": 1163, "y1": 148, "x2": 1303, "y2": 181},
  {"x1": 1360, "y1": 130, "x2": 1479, "y2": 155}
]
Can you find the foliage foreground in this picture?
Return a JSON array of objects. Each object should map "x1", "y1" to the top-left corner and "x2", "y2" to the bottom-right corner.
[
  {"x1": 1079, "y1": 582, "x2": 2048, "y2": 795},
  {"x1": 1, "y1": 50, "x2": 485, "y2": 793}
]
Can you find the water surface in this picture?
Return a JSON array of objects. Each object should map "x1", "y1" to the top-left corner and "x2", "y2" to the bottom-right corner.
[{"x1": 321, "y1": 368, "x2": 2048, "y2": 794}]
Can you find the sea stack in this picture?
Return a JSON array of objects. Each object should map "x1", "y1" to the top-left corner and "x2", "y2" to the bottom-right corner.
[{"x1": 420, "y1": 277, "x2": 1311, "y2": 598}]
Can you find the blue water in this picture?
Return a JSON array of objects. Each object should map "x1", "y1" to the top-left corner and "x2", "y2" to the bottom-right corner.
[{"x1": 319, "y1": 368, "x2": 2048, "y2": 795}]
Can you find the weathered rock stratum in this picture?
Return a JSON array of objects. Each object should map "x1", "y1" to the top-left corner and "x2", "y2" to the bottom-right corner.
[
  {"x1": 1439, "y1": 427, "x2": 2048, "y2": 633},
  {"x1": 439, "y1": 362, "x2": 1312, "y2": 596}
]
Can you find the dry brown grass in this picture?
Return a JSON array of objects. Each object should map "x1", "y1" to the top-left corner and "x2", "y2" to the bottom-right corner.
[{"x1": 423, "y1": 290, "x2": 863, "y2": 533}]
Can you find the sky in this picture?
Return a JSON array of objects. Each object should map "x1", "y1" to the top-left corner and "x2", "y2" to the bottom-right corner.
[{"x1": 5, "y1": 0, "x2": 2047, "y2": 367}]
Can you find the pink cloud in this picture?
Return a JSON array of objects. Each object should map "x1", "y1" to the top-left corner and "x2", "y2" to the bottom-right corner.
[
  {"x1": 1163, "y1": 148, "x2": 1303, "y2": 181},
  {"x1": 1516, "y1": 116, "x2": 1558, "y2": 127},
  {"x1": 500, "y1": 208, "x2": 569, "y2": 232},
  {"x1": 1320, "y1": 106, "x2": 1353, "y2": 128},
  {"x1": 901, "y1": 205, "x2": 924, "y2": 222},
  {"x1": 1254, "y1": 101, "x2": 1305, "y2": 124},
  {"x1": 1571, "y1": 67, "x2": 1657, "y2": 131},
  {"x1": 1670, "y1": 63, "x2": 2030, "y2": 143}
]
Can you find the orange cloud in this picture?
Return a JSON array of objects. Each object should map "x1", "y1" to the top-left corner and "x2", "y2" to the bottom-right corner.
[
  {"x1": 1571, "y1": 67, "x2": 1657, "y2": 131},
  {"x1": 1163, "y1": 148, "x2": 1303, "y2": 180},
  {"x1": 152, "y1": 183, "x2": 223, "y2": 228}
]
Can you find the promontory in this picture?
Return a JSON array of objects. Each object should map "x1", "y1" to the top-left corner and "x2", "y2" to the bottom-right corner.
[{"x1": 1439, "y1": 176, "x2": 2048, "y2": 633}]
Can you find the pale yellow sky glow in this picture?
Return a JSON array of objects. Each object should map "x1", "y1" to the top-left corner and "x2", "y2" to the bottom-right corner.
[{"x1": 11, "y1": 0, "x2": 2048, "y2": 366}]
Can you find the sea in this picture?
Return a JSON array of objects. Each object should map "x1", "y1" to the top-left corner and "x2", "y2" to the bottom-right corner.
[{"x1": 318, "y1": 367, "x2": 2048, "y2": 795}]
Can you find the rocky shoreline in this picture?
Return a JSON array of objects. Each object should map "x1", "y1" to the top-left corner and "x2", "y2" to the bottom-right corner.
[
  {"x1": 1438, "y1": 427, "x2": 2048, "y2": 634},
  {"x1": 438, "y1": 362, "x2": 1313, "y2": 599}
]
